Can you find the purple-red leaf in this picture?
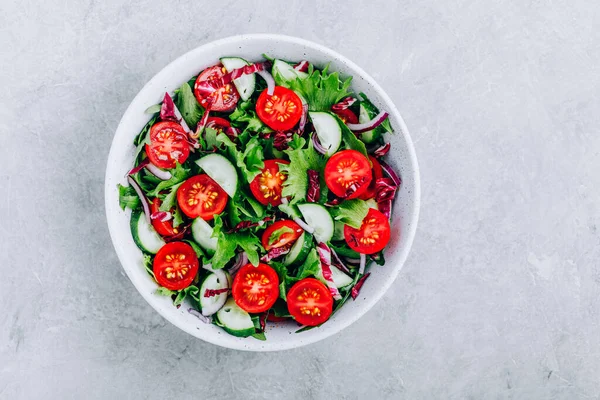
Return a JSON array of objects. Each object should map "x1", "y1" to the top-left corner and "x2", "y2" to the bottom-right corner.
[
  {"x1": 351, "y1": 272, "x2": 371, "y2": 300},
  {"x1": 307, "y1": 170, "x2": 320, "y2": 202}
]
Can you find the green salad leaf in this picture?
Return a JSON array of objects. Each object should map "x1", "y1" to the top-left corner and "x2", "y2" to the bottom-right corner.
[
  {"x1": 330, "y1": 199, "x2": 376, "y2": 229},
  {"x1": 334, "y1": 114, "x2": 368, "y2": 158},
  {"x1": 230, "y1": 100, "x2": 272, "y2": 133},
  {"x1": 175, "y1": 82, "x2": 204, "y2": 128},
  {"x1": 289, "y1": 64, "x2": 352, "y2": 112},
  {"x1": 209, "y1": 215, "x2": 261, "y2": 269},
  {"x1": 217, "y1": 134, "x2": 264, "y2": 183},
  {"x1": 280, "y1": 137, "x2": 325, "y2": 203},
  {"x1": 118, "y1": 184, "x2": 140, "y2": 210},
  {"x1": 147, "y1": 163, "x2": 190, "y2": 197},
  {"x1": 359, "y1": 92, "x2": 393, "y2": 134}
]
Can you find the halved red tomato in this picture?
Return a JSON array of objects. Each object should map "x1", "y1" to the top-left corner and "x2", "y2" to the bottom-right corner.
[
  {"x1": 232, "y1": 263, "x2": 279, "y2": 313},
  {"x1": 150, "y1": 198, "x2": 179, "y2": 237},
  {"x1": 287, "y1": 278, "x2": 333, "y2": 326},
  {"x1": 194, "y1": 65, "x2": 240, "y2": 112},
  {"x1": 205, "y1": 117, "x2": 231, "y2": 132},
  {"x1": 344, "y1": 208, "x2": 391, "y2": 254},
  {"x1": 333, "y1": 108, "x2": 359, "y2": 124},
  {"x1": 358, "y1": 156, "x2": 383, "y2": 200},
  {"x1": 261, "y1": 220, "x2": 303, "y2": 251},
  {"x1": 145, "y1": 121, "x2": 190, "y2": 169},
  {"x1": 176, "y1": 174, "x2": 228, "y2": 220},
  {"x1": 256, "y1": 86, "x2": 303, "y2": 131},
  {"x1": 324, "y1": 150, "x2": 372, "y2": 199},
  {"x1": 249, "y1": 159, "x2": 289, "y2": 206},
  {"x1": 153, "y1": 242, "x2": 199, "y2": 290}
]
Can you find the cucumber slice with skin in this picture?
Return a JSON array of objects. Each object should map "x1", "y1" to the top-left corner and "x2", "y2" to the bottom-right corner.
[
  {"x1": 316, "y1": 263, "x2": 353, "y2": 288},
  {"x1": 309, "y1": 112, "x2": 342, "y2": 157},
  {"x1": 283, "y1": 232, "x2": 312, "y2": 266},
  {"x1": 272, "y1": 59, "x2": 308, "y2": 87},
  {"x1": 297, "y1": 203, "x2": 334, "y2": 243},
  {"x1": 195, "y1": 153, "x2": 238, "y2": 197},
  {"x1": 216, "y1": 298, "x2": 255, "y2": 337},
  {"x1": 130, "y1": 210, "x2": 165, "y2": 254},
  {"x1": 358, "y1": 103, "x2": 382, "y2": 144},
  {"x1": 199, "y1": 269, "x2": 231, "y2": 316},
  {"x1": 220, "y1": 57, "x2": 255, "y2": 101},
  {"x1": 191, "y1": 218, "x2": 218, "y2": 254}
]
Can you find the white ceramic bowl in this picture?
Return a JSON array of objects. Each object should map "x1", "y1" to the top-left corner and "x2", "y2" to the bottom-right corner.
[{"x1": 105, "y1": 34, "x2": 420, "y2": 351}]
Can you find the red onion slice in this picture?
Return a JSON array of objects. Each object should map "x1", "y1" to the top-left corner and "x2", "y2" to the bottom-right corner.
[
  {"x1": 229, "y1": 252, "x2": 248, "y2": 276},
  {"x1": 127, "y1": 176, "x2": 151, "y2": 224},
  {"x1": 359, "y1": 253, "x2": 367, "y2": 275},
  {"x1": 331, "y1": 97, "x2": 356, "y2": 112},
  {"x1": 372, "y1": 142, "x2": 391, "y2": 158},
  {"x1": 294, "y1": 60, "x2": 309, "y2": 73},
  {"x1": 256, "y1": 69, "x2": 275, "y2": 96},
  {"x1": 306, "y1": 170, "x2": 320, "y2": 203},
  {"x1": 297, "y1": 103, "x2": 309, "y2": 135},
  {"x1": 128, "y1": 158, "x2": 149, "y2": 175},
  {"x1": 346, "y1": 111, "x2": 389, "y2": 133},
  {"x1": 293, "y1": 217, "x2": 315, "y2": 234},
  {"x1": 150, "y1": 211, "x2": 172, "y2": 222},
  {"x1": 188, "y1": 308, "x2": 212, "y2": 324},
  {"x1": 311, "y1": 133, "x2": 328, "y2": 155},
  {"x1": 330, "y1": 248, "x2": 350, "y2": 274},
  {"x1": 378, "y1": 160, "x2": 402, "y2": 186},
  {"x1": 145, "y1": 163, "x2": 172, "y2": 180},
  {"x1": 351, "y1": 272, "x2": 371, "y2": 300}
]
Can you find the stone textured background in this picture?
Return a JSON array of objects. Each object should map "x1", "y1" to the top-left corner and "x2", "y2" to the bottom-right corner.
[{"x1": 1, "y1": 0, "x2": 599, "y2": 398}]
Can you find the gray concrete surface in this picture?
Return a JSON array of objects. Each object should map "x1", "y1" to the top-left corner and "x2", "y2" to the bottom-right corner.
[{"x1": 1, "y1": 0, "x2": 600, "y2": 398}]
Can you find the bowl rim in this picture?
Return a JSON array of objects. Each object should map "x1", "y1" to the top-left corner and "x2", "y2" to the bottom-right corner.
[{"x1": 105, "y1": 33, "x2": 421, "y2": 351}]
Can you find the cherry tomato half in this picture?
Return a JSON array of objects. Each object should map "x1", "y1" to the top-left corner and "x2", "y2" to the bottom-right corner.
[
  {"x1": 232, "y1": 263, "x2": 280, "y2": 313},
  {"x1": 145, "y1": 121, "x2": 190, "y2": 169},
  {"x1": 194, "y1": 65, "x2": 240, "y2": 112},
  {"x1": 261, "y1": 220, "x2": 303, "y2": 251},
  {"x1": 324, "y1": 150, "x2": 372, "y2": 199},
  {"x1": 249, "y1": 159, "x2": 289, "y2": 206},
  {"x1": 256, "y1": 86, "x2": 303, "y2": 131},
  {"x1": 150, "y1": 198, "x2": 179, "y2": 237},
  {"x1": 287, "y1": 278, "x2": 333, "y2": 326},
  {"x1": 153, "y1": 242, "x2": 199, "y2": 290},
  {"x1": 344, "y1": 208, "x2": 391, "y2": 254},
  {"x1": 358, "y1": 156, "x2": 383, "y2": 200},
  {"x1": 333, "y1": 108, "x2": 359, "y2": 124},
  {"x1": 176, "y1": 174, "x2": 228, "y2": 220}
]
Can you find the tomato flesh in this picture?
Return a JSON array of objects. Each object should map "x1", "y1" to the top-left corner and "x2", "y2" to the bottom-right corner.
[
  {"x1": 194, "y1": 65, "x2": 240, "y2": 112},
  {"x1": 358, "y1": 156, "x2": 383, "y2": 200},
  {"x1": 287, "y1": 278, "x2": 333, "y2": 326},
  {"x1": 150, "y1": 198, "x2": 179, "y2": 237},
  {"x1": 177, "y1": 174, "x2": 228, "y2": 220},
  {"x1": 344, "y1": 208, "x2": 391, "y2": 254},
  {"x1": 249, "y1": 159, "x2": 289, "y2": 206},
  {"x1": 324, "y1": 150, "x2": 372, "y2": 199},
  {"x1": 261, "y1": 220, "x2": 303, "y2": 251},
  {"x1": 232, "y1": 263, "x2": 280, "y2": 313},
  {"x1": 256, "y1": 86, "x2": 303, "y2": 131},
  {"x1": 334, "y1": 108, "x2": 359, "y2": 124},
  {"x1": 153, "y1": 242, "x2": 199, "y2": 290},
  {"x1": 145, "y1": 121, "x2": 190, "y2": 169}
]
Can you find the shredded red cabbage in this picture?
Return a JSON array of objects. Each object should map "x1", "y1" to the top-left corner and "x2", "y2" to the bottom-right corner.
[
  {"x1": 331, "y1": 97, "x2": 356, "y2": 112},
  {"x1": 372, "y1": 142, "x2": 391, "y2": 158},
  {"x1": 375, "y1": 177, "x2": 398, "y2": 218},
  {"x1": 351, "y1": 272, "x2": 371, "y2": 300},
  {"x1": 260, "y1": 245, "x2": 291, "y2": 262},
  {"x1": 273, "y1": 131, "x2": 294, "y2": 150},
  {"x1": 294, "y1": 60, "x2": 309, "y2": 73},
  {"x1": 317, "y1": 243, "x2": 342, "y2": 300},
  {"x1": 160, "y1": 92, "x2": 193, "y2": 135},
  {"x1": 306, "y1": 170, "x2": 320, "y2": 202},
  {"x1": 203, "y1": 288, "x2": 229, "y2": 298}
]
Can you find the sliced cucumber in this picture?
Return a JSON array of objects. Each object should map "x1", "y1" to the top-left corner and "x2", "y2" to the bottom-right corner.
[
  {"x1": 216, "y1": 298, "x2": 255, "y2": 337},
  {"x1": 309, "y1": 112, "x2": 342, "y2": 156},
  {"x1": 191, "y1": 218, "x2": 218, "y2": 254},
  {"x1": 130, "y1": 210, "x2": 165, "y2": 254},
  {"x1": 220, "y1": 57, "x2": 255, "y2": 101},
  {"x1": 283, "y1": 232, "x2": 312, "y2": 266},
  {"x1": 358, "y1": 103, "x2": 382, "y2": 144},
  {"x1": 195, "y1": 153, "x2": 238, "y2": 197},
  {"x1": 316, "y1": 264, "x2": 353, "y2": 288},
  {"x1": 199, "y1": 269, "x2": 231, "y2": 316},
  {"x1": 272, "y1": 59, "x2": 308, "y2": 87},
  {"x1": 332, "y1": 220, "x2": 346, "y2": 241},
  {"x1": 298, "y1": 203, "x2": 334, "y2": 243}
]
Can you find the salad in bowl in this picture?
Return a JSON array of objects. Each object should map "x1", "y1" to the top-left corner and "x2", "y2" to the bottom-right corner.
[{"x1": 107, "y1": 34, "x2": 419, "y2": 350}]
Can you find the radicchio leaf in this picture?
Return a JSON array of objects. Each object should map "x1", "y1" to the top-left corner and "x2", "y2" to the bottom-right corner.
[
  {"x1": 351, "y1": 272, "x2": 371, "y2": 300},
  {"x1": 375, "y1": 177, "x2": 398, "y2": 218},
  {"x1": 273, "y1": 131, "x2": 294, "y2": 150},
  {"x1": 204, "y1": 288, "x2": 229, "y2": 298},
  {"x1": 316, "y1": 242, "x2": 342, "y2": 300},
  {"x1": 331, "y1": 97, "x2": 356, "y2": 112},
  {"x1": 306, "y1": 170, "x2": 320, "y2": 203},
  {"x1": 260, "y1": 245, "x2": 291, "y2": 262},
  {"x1": 372, "y1": 142, "x2": 391, "y2": 158}
]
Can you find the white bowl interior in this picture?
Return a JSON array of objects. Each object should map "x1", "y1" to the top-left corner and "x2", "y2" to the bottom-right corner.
[{"x1": 105, "y1": 34, "x2": 420, "y2": 351}]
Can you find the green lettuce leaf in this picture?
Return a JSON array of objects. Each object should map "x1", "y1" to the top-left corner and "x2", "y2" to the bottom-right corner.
[
  {"x1": 147, "y1": 163, "x2": 190, "y2": 197},
  {"x1": 175, "y1": 82, "x2": 204, "y2": 128},
  {"x1": 330, "y1": 199, "x2": 376, "y2": 229},
  {"x1": 359, "y1": 92, "x2": 393, "y2": 134},
  {"x1": 280, "y1": 137, "x2": 325, "y2": 204},
  {"x1": 209, "y1": 215, "x2": 261, "y2": 269},
  {"x1": 118, "y1": 184, "x2": 140, "y2": 210},
  {"x1": 289, "y1": 64, "x2": 352, "y2": 112},
  {"x1": 230, "y1": 100, "x2": 272, "y2": 133},
  {"x1": 334, "y1": 114, "x2": 368, "y2": 158},
  {"x1": 217, "y1": 134, "x2": 264, "y2": 182}
]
